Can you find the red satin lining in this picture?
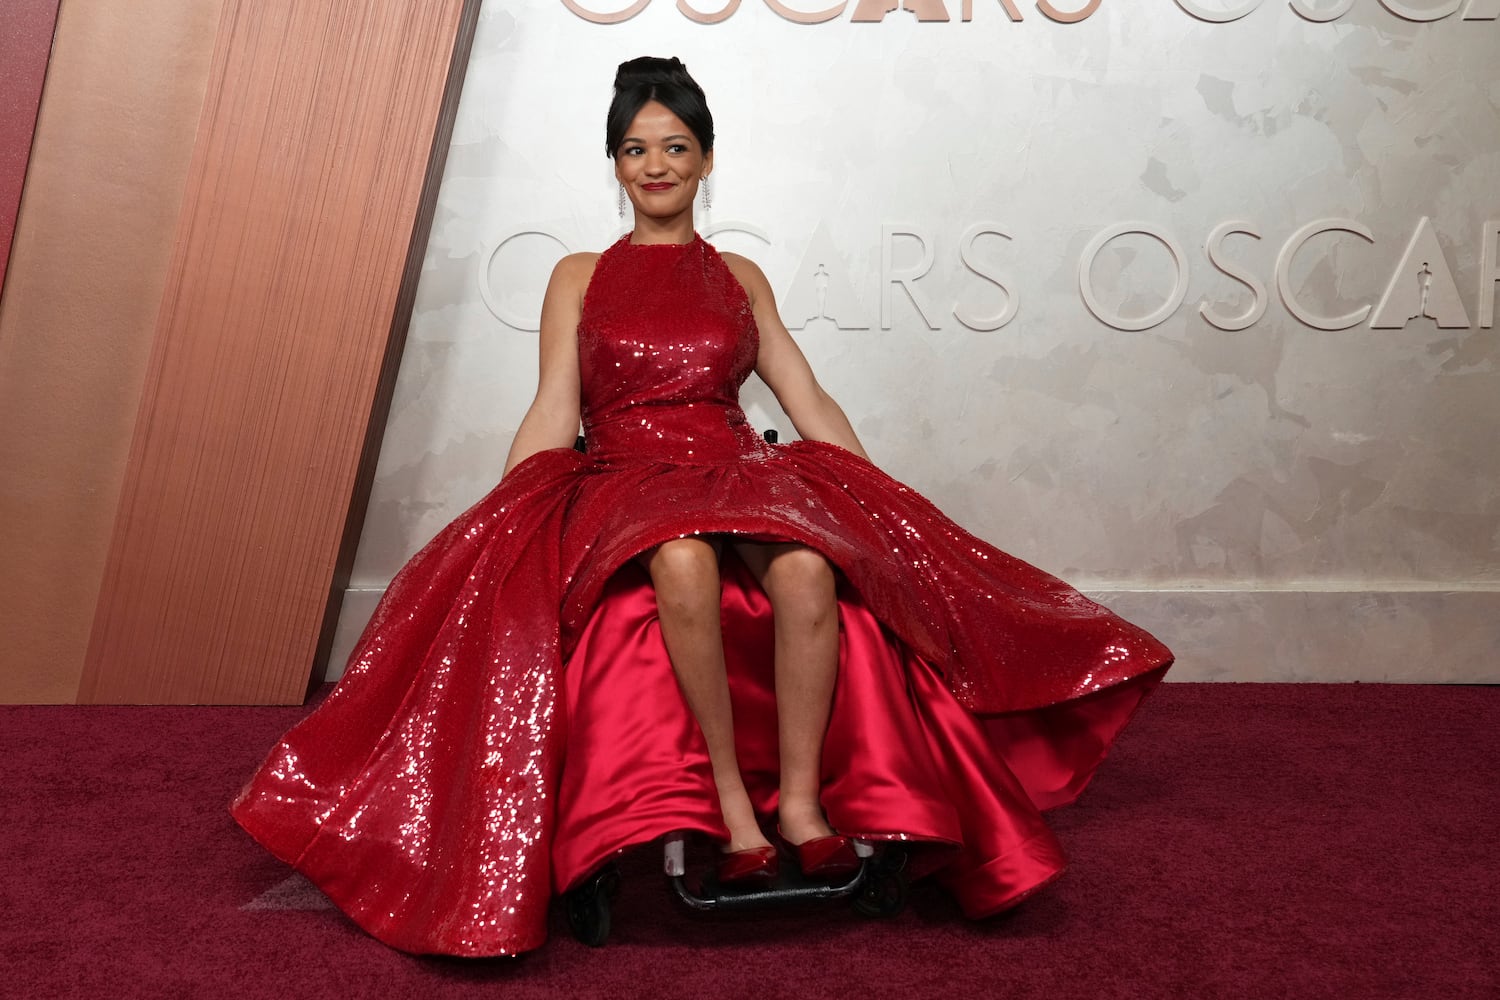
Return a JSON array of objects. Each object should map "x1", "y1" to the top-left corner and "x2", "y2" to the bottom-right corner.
[{"x1": 554, "y1": 553, "x2": 1163, "y2": 915}]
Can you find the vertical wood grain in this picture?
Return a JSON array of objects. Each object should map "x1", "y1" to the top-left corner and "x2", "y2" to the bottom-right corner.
[
  {"x1": 0, "y1": 0, "x2": 227, "y2": 704},
  {"x1": 78, "y1": 0, "x2": 482, "y2": 704},
  {"x1": 0, "y1": 0, "x2": 61, "y2": 290}
]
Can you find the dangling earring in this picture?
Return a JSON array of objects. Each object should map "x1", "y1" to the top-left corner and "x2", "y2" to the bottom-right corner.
[
  {"x1": 701, "y1": 176, "x2": 711, "y2": 212},
  {"x1": 618, "y1": 184, "x2": 626, "y2": 219}
]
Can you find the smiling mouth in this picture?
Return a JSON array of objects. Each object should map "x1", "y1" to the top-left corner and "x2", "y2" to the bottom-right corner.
[{"x1": 641, "y1": 183, "x2": 674, "y2": 191}]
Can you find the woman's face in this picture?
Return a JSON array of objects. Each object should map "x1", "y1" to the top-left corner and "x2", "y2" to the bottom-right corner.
[{"x1": 614, "y1": 101, "x2": 712, "y2": 223}]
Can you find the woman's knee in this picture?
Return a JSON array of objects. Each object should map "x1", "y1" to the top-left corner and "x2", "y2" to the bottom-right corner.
[
  {"x1": 645, "y1": 538, "x2": 721, "y2": 619},
  {"x1": 764, "y1": 547, "x2": 836, "y2": 624}
]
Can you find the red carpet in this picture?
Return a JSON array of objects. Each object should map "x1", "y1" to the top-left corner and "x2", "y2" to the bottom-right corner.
[{"x1": 3, "y1": 683, "x2": 1495, "y2": 999}]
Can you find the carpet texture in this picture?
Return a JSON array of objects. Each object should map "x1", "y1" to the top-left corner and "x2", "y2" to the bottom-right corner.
[{"x1": 2, "y1": 683, "x2": 1495, "y2": 999}]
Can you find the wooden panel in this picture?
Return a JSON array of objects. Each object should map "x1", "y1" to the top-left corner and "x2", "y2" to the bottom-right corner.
[
  {"x1": 0, "y1": 0, "x2": 61, "y2": 289},
  {"x1": 78, "y1": 0, "x2": 482, "y2": 704},
  {"x1": 0, "y1": 0, "x2": 227, "y2": 704}
]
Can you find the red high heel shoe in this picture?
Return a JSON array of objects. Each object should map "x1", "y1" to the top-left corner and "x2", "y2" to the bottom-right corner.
[
  {"x1": 717, "y1": 845, "x2": 779, "y2": 886},
  {"x1": 778, "y1": 828, "x2": 861, "y2": 879}
]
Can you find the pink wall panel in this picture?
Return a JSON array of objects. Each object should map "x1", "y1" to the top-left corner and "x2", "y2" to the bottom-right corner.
[
  {"x1": 0, "y1": 0, "x2": 61, "y2": 291},
  {"x1": 77, "y1": 0, "x2": 481, "y2": 704}
]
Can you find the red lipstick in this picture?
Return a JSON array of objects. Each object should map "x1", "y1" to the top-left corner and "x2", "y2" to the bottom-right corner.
[{"x1": 641, "y1": 182, "x2": 673, "y2": 191}]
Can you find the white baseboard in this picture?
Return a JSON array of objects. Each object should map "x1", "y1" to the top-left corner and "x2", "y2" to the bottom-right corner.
[
  {"x1": 324, "y1": 586, "x2": 1500, "y2": 685},
  {"x1": 1088, "y1": 588, "x2": 1499, "y2": 683}
]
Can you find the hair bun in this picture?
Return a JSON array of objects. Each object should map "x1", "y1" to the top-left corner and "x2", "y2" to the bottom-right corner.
[
  {"x1": 614, "y1": 56, "x2": 694, "y2": 92},
  {"x1": 604, "y1": 55, "x2": 714, "y2": 157}
]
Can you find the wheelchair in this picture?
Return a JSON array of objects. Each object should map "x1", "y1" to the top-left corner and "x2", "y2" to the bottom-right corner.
[
  {"x1": 561, "y1": 427, "x2": 912, "y2": 947},
  {"x1": 563, "y1": 831, "x2": 913, "y2": 948}
]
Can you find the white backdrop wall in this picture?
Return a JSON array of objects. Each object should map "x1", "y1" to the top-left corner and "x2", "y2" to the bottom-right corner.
[{"x1": 327, "y1": 0, "x2": 1500, "y2": 682}]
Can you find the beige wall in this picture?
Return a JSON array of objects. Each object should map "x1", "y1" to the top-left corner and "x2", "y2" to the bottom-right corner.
[
  {"x1": 0, "y1": 1, "x2": 226, "y2": 702},
  {"x1": 328, "y1": 2, "x2": 1500, "y2": 684}
]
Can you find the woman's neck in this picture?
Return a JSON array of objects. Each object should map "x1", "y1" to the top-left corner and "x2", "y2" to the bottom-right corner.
[{"x1": 629, "y1": 216, "x2": 696, "y2": 246}]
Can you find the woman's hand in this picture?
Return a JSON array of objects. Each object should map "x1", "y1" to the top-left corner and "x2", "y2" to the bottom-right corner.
[
  {"x1": 723, "y1": 254, "x2": 871, "y2": 462},
  {"x1": 501, "y1": 253, "x2": 595, "y2": 477}
]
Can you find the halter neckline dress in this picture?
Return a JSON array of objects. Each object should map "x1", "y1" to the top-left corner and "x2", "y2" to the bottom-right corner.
[{"x1": 231, "y1": 232, "x2": 1172, "y2": 957}]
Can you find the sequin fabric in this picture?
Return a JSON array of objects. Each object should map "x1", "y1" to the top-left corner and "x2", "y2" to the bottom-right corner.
[{"x1": 231, "y1": 233, "x2": 1172, "y2": 958}]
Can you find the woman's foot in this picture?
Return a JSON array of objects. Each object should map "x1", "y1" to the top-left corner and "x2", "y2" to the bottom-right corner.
[
  {"x1": 775, "y1": 796, "x2": 836, "y2": 847},
  {"x1": 776, "y1": 797, "x2": 860, "y2": 878},
  {"x1": 715, "y1": 785, "x2": 777, "y2": 886},
  {"x1": 717, "y1": 844, "x2": 779, "y2": 886},
  {"x1": 779, "y1": 831, "x2": 860, "y2": 879},
  {"x1": 716, "y1": 778, "x2": 773, "y2": 853}
]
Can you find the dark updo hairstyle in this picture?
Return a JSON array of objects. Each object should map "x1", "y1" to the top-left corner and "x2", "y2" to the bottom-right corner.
[{"x1": 605, "y1": 56, "x2": 714, "y2": 159}]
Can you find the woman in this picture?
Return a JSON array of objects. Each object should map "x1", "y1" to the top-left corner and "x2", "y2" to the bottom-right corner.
[{"x1": 232, "y1": 56, "x2": 1172, "y2": 958}]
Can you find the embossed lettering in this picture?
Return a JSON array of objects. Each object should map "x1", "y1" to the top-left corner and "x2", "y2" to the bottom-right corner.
[
  {"x1": 954, "y1": 224, "x2": 1020, "y2": 331},
  {"x1": 1478, "y1": 221, "x2": 1499, "y2": 329},
  {"x1": 1036, "y1": 0, "x2": 1102, "y2": 23},
  {"x1": 563, "y1": 0, "x2": 652, "y2": 23},
  {"x1": 881, "y1": 227, "x2": 940, "y2": 330},
  {"x1": 1274, "y1": 219, "x2": 1373, "y2": 330},
  {"x1": 1371, "y1": 217, "x2": 1471, "y2": 329},
  {"x1": 1288, "y1": 0, "x2": 1353, "y2": 21},
  {"x1": 482, "y1": 232, "x2": 575, "y2": 331},
  {"x1": 763, "y1": 0, "x2": 849, "y2": 22},
  {"x1": 1377, "y1": 0, "x2": 1462, "y2": 20},
  {"x1": 852, "y1": 0, "x2": 952, "y2": 21},
  {"x1": 678, "y1": 0, "x2": 742, "y2": 22},
  {"x1": 1174, "y1": 0, "x2": 1262, "y2": 21},
  {"x1": 1200, "y1": 222, "x2": 1267, "y2": 331},
  {"x1": 1079, "y1": 223, "x2": 1190, "y2": 332},
  {"x1": 960, "y1": 0, "x2": 1025, "y2": 19}
]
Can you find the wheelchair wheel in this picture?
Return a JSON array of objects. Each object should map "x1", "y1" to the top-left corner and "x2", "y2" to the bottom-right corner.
[
  {"x1": 564, "y1": 864, "x2": 621, "y2": 947},
  {"x1": 852, "y1": 845, "x2": 909, "y2": 919}
]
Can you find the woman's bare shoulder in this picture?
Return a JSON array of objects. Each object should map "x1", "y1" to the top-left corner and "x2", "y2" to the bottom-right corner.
[
  {"x1": 552, "y1": 251, "x2": 602, "y2": 283},
  {"x1": 719, "y1": 250, "x2": 765, "y2": 279},
  {"x1": 546, "y1": 252, "x2": 603, "y2": 305},
  {"x1": 719, "y1": 251, "x2": 770, "y2": 305}
]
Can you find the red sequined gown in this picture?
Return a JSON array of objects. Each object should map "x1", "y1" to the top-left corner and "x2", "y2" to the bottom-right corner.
[{"x1": 231, "y1": 234, "x2": 1173, "y2": 957}]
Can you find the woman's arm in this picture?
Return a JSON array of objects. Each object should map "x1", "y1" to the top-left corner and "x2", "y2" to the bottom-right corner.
[
  {"x1": 501, "y1": 253, "x2": 595, "y2": 477},
  {"x1": 724, "y1": 254, "x2": 871, "y2": 462}
]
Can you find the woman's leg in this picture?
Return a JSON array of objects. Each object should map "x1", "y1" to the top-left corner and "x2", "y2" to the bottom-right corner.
[
  {"x1": 644, "y1": 538, "x2": 771, "y2": 853},
  {"x1": 733, "y1": 542, "x2": 840, "y2": 846}
]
